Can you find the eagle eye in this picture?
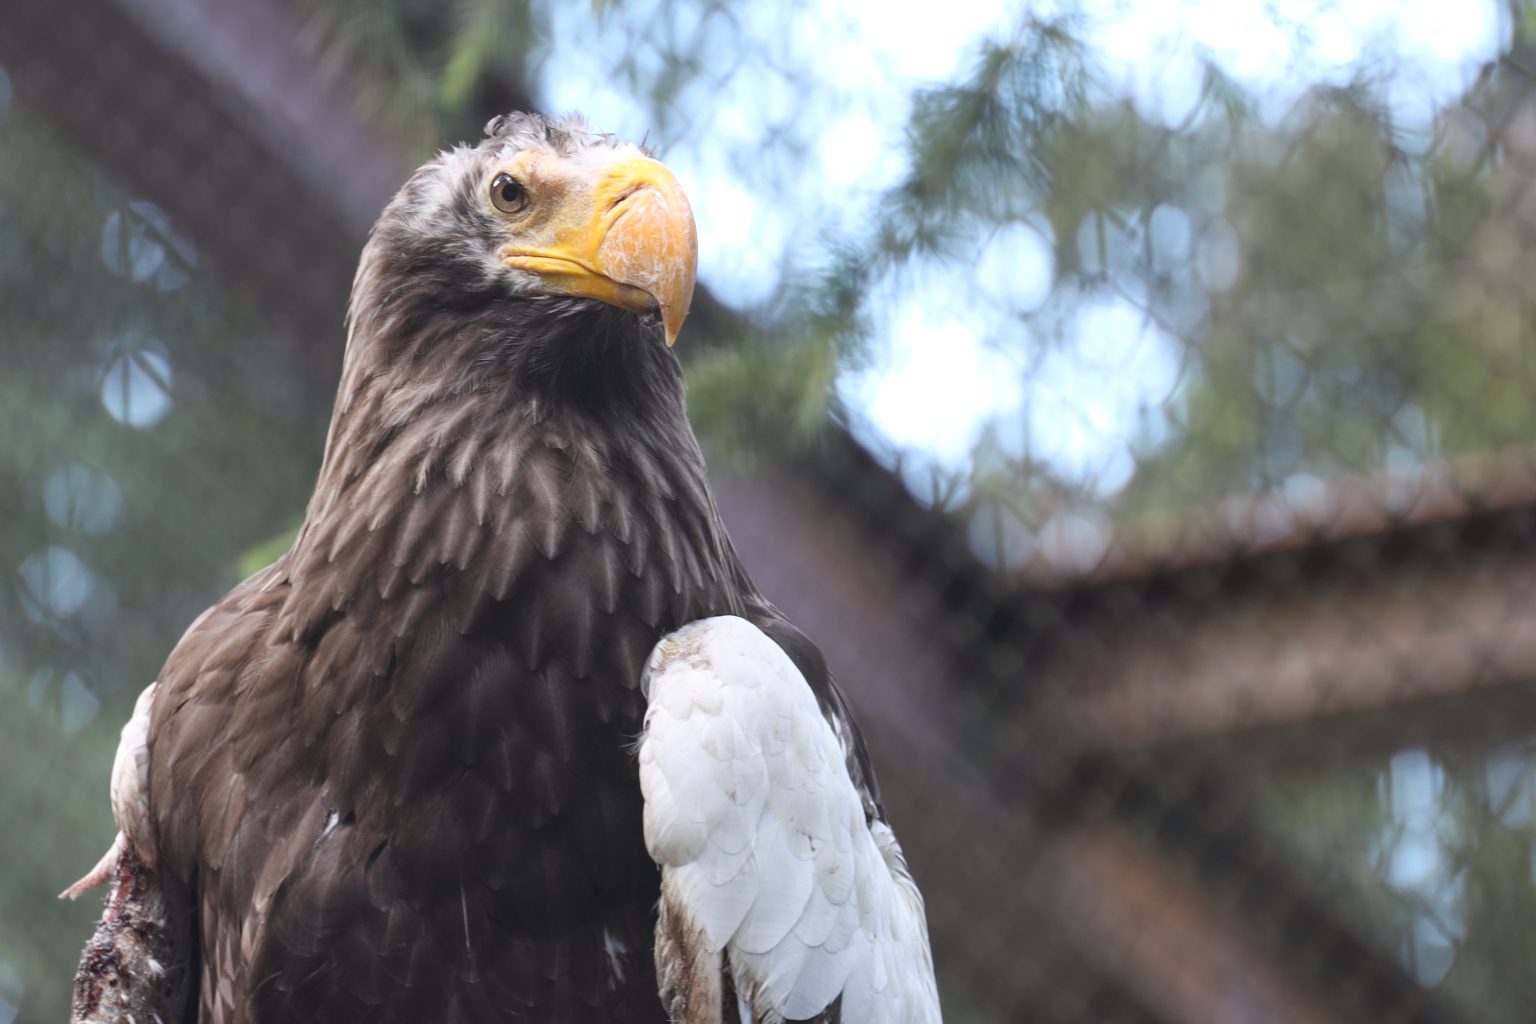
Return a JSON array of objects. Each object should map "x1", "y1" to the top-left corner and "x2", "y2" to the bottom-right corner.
[{"x1": 490, "y1": 172, "x2": 529, "y2": 215}]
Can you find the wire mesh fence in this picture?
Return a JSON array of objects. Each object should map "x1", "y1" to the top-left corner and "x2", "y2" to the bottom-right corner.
[{"x1": 3, "y1": 2, "x2": 1536, "y2": 1022}]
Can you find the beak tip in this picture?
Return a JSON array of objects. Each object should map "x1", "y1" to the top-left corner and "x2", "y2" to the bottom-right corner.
[{"x1": 660, "y1": 303, "x2": 687, "y2": 347}]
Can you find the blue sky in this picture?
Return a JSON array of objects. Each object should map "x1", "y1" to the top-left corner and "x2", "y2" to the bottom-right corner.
[{"x1": 537, "y1": 0, "x2": 1508, "y2": 494}]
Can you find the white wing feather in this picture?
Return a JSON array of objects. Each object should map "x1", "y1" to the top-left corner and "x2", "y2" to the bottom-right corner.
[
  {"x1": 63, "y1": 681, "x2": 178, "y2": 1024},
  {"x1": 640, "y1": 616, "x2": 940, "y2": 1023},
  {"x1": 60, "y1": 681, "x2": 158, "y2": 900}
]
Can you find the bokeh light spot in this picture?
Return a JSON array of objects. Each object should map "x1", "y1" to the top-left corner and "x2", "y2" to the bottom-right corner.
[
  {"x1": 18, "y1": 546, "x2": 95, "y2": 620},
  {"x1": 43, "y1": 464, "x2": 124, "y2": 535},
  {"x1": 100, "y1": 344, "x2": 173, "y2": 428}
]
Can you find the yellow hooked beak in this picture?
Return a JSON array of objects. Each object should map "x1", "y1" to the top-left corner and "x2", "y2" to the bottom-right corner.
[{"x1": 500, "y1": 155, "x2": 697, "y2": 346}]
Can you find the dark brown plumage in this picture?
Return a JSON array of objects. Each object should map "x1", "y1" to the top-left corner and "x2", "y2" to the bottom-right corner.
[{"x1": 103, "y1": 114, "x2": 885, "y2": 1022}]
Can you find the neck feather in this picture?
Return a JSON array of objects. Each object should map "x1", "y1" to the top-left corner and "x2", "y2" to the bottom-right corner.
[{"x1": 274, "y1": 273, "x2": 739, "y2": 651}]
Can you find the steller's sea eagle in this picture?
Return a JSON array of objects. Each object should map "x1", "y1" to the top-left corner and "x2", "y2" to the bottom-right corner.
[{"x1": 64, "y1": 112, "x2": 940, "y2": 1024}]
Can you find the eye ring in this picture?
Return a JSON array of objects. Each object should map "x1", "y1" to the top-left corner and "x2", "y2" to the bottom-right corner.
[{"x1": 490, "y1": 172, "x2": 529, "y2": 215}]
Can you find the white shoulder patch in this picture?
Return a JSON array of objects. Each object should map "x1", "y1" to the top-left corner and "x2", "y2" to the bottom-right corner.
[
  {"x1": 639, "y1": 616, "x2": 940, "y2": 1023},
  {"x1": 111, "y1": 682, "x2": 157, "y2": 860},
  {"x1": 61, "y1": 681, "x2": 158, "y2": 900}
]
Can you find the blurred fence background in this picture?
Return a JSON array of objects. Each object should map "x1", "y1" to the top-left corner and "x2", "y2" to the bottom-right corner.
[{"x1": 4, "y1": 1, "x2": 1536, "y2": 1021}]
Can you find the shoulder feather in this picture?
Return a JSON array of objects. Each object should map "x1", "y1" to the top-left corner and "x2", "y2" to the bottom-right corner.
[{"x1": 639, "y1": 616, "x2": 940, "y2": 1024}]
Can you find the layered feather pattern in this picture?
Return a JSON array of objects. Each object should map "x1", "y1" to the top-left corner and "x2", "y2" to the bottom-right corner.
[
  {"x1": 68, "y1": 113, "x2": 936, "y2": 1023},
  {"x1": 640, "y1": 617, "x2": 940, "y2": 1024}
]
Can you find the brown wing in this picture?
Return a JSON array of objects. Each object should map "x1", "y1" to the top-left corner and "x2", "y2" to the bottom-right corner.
[{"x1": 146, "y1": 401, "x2": 746, "y2": 1024}]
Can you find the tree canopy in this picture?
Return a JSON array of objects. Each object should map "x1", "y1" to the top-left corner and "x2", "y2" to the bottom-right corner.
[{"x1": 5, "y1": 2, "x2": 1536, "y2": 1019}]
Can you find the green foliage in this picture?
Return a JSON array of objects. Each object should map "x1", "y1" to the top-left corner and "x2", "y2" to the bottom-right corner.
[
  {"x1": 293, "y1": 0, "x2": 538, "y2": 150},
  {"x1": 890, "y1": 21, "x2": 1091, "y2": 250},
  {"x1": 0, "y1": 110, "x2": 320, "y2": 1018},
  {"x1": 1265, "y1": 743, "x2": 1536, "y2": 1024},
  {"x1": 9, "y1": 1, "x2": 1536, "y2": 1019}
]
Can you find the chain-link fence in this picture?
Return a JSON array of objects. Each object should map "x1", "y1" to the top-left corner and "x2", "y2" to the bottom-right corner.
[{"x1": 4, "y1": 1, "x2": 1536, "y2": 1022}]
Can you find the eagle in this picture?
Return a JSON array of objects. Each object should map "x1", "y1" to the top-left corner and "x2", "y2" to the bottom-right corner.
[{"x1": 63, "y1": 112, "x2": 940, "y2": 1024}]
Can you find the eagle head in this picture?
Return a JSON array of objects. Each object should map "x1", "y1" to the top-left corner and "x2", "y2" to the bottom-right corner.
[{"x1": 355, "y1": 112, "x2": 697, "y2": 349}]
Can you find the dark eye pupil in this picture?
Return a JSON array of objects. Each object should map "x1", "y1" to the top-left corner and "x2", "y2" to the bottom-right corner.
[{"x1": 493, "y1": 174, "x2": 525, "y2": 210}]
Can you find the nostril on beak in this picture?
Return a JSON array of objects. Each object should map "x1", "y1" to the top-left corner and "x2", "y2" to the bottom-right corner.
[{"x1": 609, "y1": 184, "x2": 644, "y2": 211}]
